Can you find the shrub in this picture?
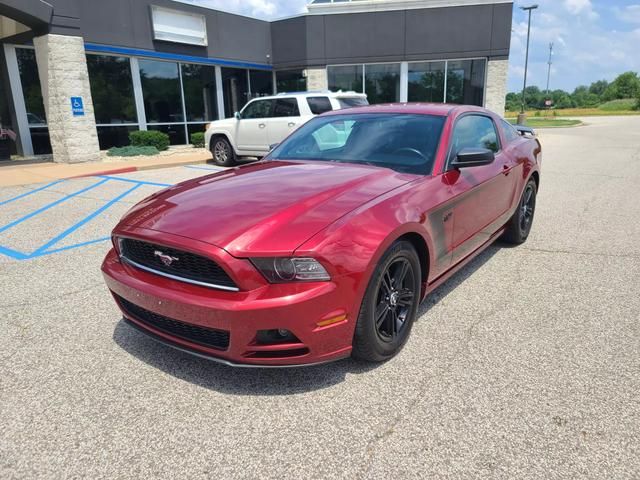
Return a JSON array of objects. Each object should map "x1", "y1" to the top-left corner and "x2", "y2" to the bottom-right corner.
[
  {"x1": 129, "y1": 130, "x2": 170, "y2": 151},
  {"x1": 107, "y1": 146, "x2": 159, "y2": 157},
  {"x1": 190, "y1": 132, "x2": 205, "y2": 148},
  {"x1": 598, "y1": 98, "x2": 637, "y2": 112}
]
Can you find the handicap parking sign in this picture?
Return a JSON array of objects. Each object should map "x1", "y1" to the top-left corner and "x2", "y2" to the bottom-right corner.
[{"x1": 71, "y1": 97, "x2": 84, "y2": 116}]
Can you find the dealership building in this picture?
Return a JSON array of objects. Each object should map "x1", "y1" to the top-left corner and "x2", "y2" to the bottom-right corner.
[{"x1": 0, "y1": 0, "x2": 512, "y2": 163}]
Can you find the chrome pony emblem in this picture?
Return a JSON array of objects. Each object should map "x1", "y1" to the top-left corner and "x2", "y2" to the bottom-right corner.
[{"x1": 154, "y1": 250, "x2": 179, "y2": 267}]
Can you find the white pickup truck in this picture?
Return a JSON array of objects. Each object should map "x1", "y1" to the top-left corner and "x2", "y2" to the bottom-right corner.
[{"x1": 204, "y1": 91, "x2": 368, "y2": 166}]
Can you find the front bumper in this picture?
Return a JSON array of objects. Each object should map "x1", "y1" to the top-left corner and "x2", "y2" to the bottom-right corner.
[{"x1": 102, "y1": 248, "x2": 356, "y2": 367}]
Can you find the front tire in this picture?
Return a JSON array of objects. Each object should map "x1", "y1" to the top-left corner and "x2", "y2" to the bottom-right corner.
[
  {"x1": 503, "y1": 178, "x2": 537, "y2": 244},
  {"x1": 211, "y1": 137, "x2": 237, "y2": 167},
  {"x1": 352, "y1": 241, "x2": 421, "y2": 362}
]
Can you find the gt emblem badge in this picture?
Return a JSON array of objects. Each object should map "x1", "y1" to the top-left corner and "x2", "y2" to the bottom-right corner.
[{"x1": 154, "y1": 250, "x2": 179, "y2": 267}]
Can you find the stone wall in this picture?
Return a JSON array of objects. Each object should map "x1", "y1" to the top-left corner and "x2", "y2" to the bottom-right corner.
[
  {"x1": 306, "y1": 67, "x2": 328, "y2": 91},
  {"x1": 484, "y1": 59, "x2": 509, "y2": 117},
  {"x1": 33, "y1": 34, "x2": 101, "y2": 163}
]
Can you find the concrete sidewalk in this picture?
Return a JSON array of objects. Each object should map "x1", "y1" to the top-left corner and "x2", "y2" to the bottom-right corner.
[{"x1": 0, "y1": 149, "x2": 212, "y2": 187}]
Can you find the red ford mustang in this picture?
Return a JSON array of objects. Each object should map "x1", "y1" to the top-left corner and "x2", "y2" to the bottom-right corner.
[{"x1": 102, "y1": 104, "x2": 541, "y2": 367}]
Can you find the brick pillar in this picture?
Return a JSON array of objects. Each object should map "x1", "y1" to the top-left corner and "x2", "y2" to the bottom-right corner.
[
  {"x1": 33, "y1": 34, "x2": 101, "y2": 163},
  {"x1": 306, "y1": 67, "x2": 328, "y2": 91},
  {"x1": 484, "y1": 59, "x2": 509, "y2": 117}
]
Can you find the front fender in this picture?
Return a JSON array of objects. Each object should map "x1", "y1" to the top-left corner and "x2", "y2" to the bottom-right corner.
[{"x1": 295, "y1": 185, "x2": 436, "y2": 323}]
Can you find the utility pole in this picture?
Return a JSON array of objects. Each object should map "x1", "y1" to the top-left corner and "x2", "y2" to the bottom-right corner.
[
  {"x1": 518, "y1": 4, "x2": 538, "y2": 125},
  {"x1": 546, "y1": 42, "x2": 554, "y2": 95}
]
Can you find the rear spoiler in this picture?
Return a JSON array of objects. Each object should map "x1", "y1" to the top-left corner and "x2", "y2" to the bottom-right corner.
[{"x1": 514, "y1": 125, "x2": 537, "y2": 137}]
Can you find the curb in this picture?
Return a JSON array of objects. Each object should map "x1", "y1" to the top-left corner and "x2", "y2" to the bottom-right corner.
[{"x1": 68, "y1": 157, "x2": 211, "y2": 180}]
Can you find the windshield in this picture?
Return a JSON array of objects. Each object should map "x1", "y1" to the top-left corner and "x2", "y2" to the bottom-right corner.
[{"x1": 269, "y1": 113, "x2": 446, "y2": 175}]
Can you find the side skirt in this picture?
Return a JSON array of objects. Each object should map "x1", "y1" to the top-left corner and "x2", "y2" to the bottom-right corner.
[{"x1": 422, "y1": 226, "x2": 506, "y2": 298}]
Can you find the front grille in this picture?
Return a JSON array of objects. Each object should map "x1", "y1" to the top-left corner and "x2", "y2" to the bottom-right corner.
[
  {"x1": 119, "y1": 238, "x2": 237, "y2": 290},
  {"x1": 118, "y1": 295, "x2": 230, "y2": 351}
]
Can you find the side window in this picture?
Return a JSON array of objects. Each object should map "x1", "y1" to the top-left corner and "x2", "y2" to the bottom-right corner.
[
  {"x1": 273, "y1": 98, "x2": 300, "y2": 117},
  {"x1": 241, "y1": 100, "x2": 273, "y2": 119},
  {"x1": 307, "y1": 97, "x2": 333, "y2": 115},
  {"x1": 450, "y1": 115, "x2": 500, "y2": 160},
  {"x1": 500, "y1": 119, "x2": 520, "y2": 143}
]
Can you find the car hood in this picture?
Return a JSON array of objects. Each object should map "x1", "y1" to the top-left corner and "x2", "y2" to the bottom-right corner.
[{"x1": 118, "y1": 161, "x2": 414, "y2": 256}]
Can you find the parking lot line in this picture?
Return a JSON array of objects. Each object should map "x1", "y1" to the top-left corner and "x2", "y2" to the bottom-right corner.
[
  {"x1": 183, "y1": 165, "x2": 223, "y2": 172},
  {"x1": 96, "y1": 175, "x2": 172, "y2": 188},
  {"x1": 0, "y1": 178, "x2": 109, "y2": 235},
  {"x1": 30, "y1": 184, "x2": 141, "y2": 257},
  {"x1": 0, "y1": 173, "x2": 183, "y2": 261},
  {"x1": 0, "y1": 179, "x2": 66, "y2": 207}
]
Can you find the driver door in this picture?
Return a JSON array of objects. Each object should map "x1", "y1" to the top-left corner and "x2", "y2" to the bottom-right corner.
[
  {"x1": 236, "y1": 99, "x2": 273, "y2": 154},
  {"x1": 447, "y1": 114, "x2": 515, "y2": 264}
]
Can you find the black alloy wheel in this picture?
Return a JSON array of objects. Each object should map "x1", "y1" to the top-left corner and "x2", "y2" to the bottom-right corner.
[
  {"x1": 352, "y1": 241, "x2": 421, "y2": 362},
  {"x1": 503, "y1": 178, "x2": 537, "y2": 245}
]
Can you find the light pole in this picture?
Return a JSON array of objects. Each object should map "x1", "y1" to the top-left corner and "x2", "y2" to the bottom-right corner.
[
  {"x1": 546, "y1": 42, "x2": 554, "y2": 95},
  {"x1": 518, "y1": 4, "x2": 538, "y2": 125}
]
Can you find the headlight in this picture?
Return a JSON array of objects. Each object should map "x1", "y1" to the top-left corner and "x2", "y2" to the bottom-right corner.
[{"x1": 251, "y1": 257, "x2": 330, "y2": 283}]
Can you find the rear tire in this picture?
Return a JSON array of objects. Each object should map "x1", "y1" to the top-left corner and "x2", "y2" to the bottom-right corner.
[
  {"x1": 352, "y1": 241, "x2": 421, "y2": 362},
  {"x1": 503, "y1": 178, "x2": 537, "y2": 244},
  {"x1": 211, "y1": 137, "x2": 237, "y2": 167}
]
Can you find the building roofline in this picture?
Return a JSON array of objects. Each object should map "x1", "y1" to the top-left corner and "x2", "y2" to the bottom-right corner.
[{"x1": 307, "y1": 0, "x2": 513, "y2": 15}]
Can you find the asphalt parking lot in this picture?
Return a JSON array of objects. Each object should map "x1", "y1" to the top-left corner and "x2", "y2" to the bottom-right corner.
[{"x1": 1, "y1": 116, "x2": 639, "y2": 479}]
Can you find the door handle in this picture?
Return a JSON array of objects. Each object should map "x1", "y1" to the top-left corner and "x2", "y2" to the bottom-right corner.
[
  {"x1": 288, "y1": 122, "x2": 296, "y2": 127},
  {"x1": 259, "y1": 123, "x2": 266, "y2": 129}
]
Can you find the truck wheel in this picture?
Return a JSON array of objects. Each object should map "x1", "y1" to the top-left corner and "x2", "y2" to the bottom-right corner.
[{"x1": 211, "y1": 137, "x2": 237, "y2": 167}]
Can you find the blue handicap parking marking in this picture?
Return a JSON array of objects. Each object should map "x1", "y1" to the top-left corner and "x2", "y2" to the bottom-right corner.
[{"x1": 0, "y1": 175, "x2": 174, "y2": 261}]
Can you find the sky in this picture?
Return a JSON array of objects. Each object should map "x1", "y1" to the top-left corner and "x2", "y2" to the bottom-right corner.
[{"x1": 177, "y1": 0, "x2": 640, "y2": 93}]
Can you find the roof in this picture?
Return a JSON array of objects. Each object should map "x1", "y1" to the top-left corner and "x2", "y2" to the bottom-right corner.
[
  {"x1": 249, "y1": 91, "x2": 368, "y2": 101},
  {"x1": 322, "y1": 103, "x2": 474, "y2": 117}
]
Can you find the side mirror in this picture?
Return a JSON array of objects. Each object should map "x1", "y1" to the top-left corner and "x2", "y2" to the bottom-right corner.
[
  {"x1": 450, "y1": 148, "x2": 495, "y2": 169},
  {"x1": 234, "y1": 111, "x2": 242, "y2": 120},
  {"x1": 269, "y1": 143, "x2": 279, "y2": 151}
]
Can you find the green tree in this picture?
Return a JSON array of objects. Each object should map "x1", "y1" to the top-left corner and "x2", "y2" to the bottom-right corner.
[
  {"x1": 588, "y1": 80, "x2": 609, "y2": 98},
  {"x1": 603, "y1": 72, "x2": 640, "y2": 101}
]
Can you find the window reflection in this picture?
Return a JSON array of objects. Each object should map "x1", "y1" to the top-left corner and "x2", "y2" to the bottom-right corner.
[
  {"x1": 328, "y1": 65, "x2": 363, "y2": 93},
  {"x1": 446, "y1": 59, "x2": 486, "y2": 106},
  {"x1": 16, "y1": 48, "x2": 46, "y2": 125},
  {"x1": 221, "y1": 68, "x2": 249, "y2": 117},
  {"x1": 87, "y1": 54, "x2": 137, "y2": 125},
  {"x1": 408, "y1": 61, "x2": 446, "y2": 103},
  {"x1": 275, "y1": 69, "x2": 307, "y2": 93},
  {"x1": 139, "y1": 59, "x2": 183, "y2": 123},
  {"x1": 364, "y1": 64, "x2": 401, "y2": 104},
  {"x1": 181, "y1": 63, "x2": 218, "y2": 122},
  {"x1": 249, "y1": 70, "x2": 273, "y2": 99}
]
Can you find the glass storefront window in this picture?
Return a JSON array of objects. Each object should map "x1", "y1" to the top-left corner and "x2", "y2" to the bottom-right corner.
[
  {"x1": 187, "y1": 123, "x2": 209, "y2": 143},
  {"x1": 139, "y1": 59, "x2": 184, "y2": 123},
  {"x1": 249, "y1": 70, "x2": 274, "y2": 99},
  {"x1": 96, "y1": 126, "x2": 138, "y2": 150},
  {"x1": 446, "y1": 59, "x2": 486, "y2": 106},
  {"x1": 364, "y1": 63, "x2": 401, "y2": 104},
  {"x1": 408, "y1": 61, "x2": 446, "y2": 103},
  {"x1": 181, "y1": 63, "x2": 218, "y2": 122},
  {"x1": 16, "y1": 48, "x2": 46, "y2": 125},
  {"x1": 221, "y1": 68, "x2": 249, "y2": 117},
  {"x1": 148, "y1": 124, "x2": 186, "y2": 145},
  {"x1": 87, "y1": 54, "x2": 137, "y2": 124},
  {"x1": 275, "y1": 69, "x2": 307, "y2": 93},
  {"x1": 30, "y1": 127, "x2": 52, "y2": 155},
  {"x1": 328, "y1": 65, "x2": 363, "y2": 93}
]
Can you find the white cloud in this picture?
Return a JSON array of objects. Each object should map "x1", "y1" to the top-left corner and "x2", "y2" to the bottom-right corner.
[
  {"x1": 174, "y1": 0, "x2": 307, "y2": 19},
  {"x1": 615, "y1": 4, "x2": 640, "y2": 24},
  {"x1": 564, "y1": 0, "x2": 598, "y2": 19}
]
